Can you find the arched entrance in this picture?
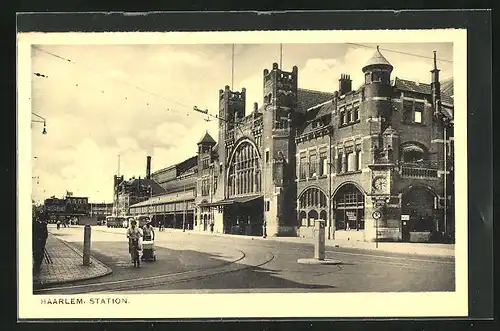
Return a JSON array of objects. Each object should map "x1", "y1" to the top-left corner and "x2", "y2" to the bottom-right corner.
[
  {"x1": 227, "y1": 139, "x2": 261, "y2": 196},
  {"x1": 298, "y1": 187, "x2": 328, "y2": 227},
  {"x1": 307, "y1": 210, "x2": 319, "y2": 227},
  {"x1": 333, "y1": 183, "x2": 365, "y2": 231},
  {"x1": 401, "y1": 186, "x2": 437, "y2": 241},
  {"x1": 223, "y1": 138, "x2": 264, "y2": 236}
]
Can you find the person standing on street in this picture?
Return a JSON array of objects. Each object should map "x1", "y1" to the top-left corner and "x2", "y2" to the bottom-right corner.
[
  {"x1": 32, "y1": 209, "x2": 48, "y2": 275},
  {"x1": 126, "y1": 220, "x2": 142, "y2": 268},
  {"x1": 142, "y1": 222, "x2": 155, "y2": 241}
]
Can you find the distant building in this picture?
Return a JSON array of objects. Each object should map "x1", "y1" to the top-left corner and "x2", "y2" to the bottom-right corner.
[
  {"x1": 44, "y1": 195, "x2": 90, "y2": 219},
  {"x1": 129, "y1": 47, "x2": 454, "y2": 243},
  {"x1": 89, "y1": 202, "x2": 114, "y2": 217},
  {"x1": 113, "y1": 156, "x2": 166, "y2": 216},
  {"x1": 129, "y1": 156, "x2": 197, "y2": 229}
]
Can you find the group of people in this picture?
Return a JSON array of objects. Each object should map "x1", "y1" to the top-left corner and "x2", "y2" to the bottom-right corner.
[
  {"x1": 32, "y1": 207, "x2": 48, "y2": 275},
  {"x1": 126, "y1": 220, "x2": 155, "y2": 268}
]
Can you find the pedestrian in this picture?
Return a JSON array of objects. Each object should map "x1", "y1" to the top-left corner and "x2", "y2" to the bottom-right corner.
[
  {"x1": 32, "y1": 211, "x2": 48, "y2": 275},
  {"x1": 262, "y1": 220, "x2": 267, "y2": 238},
  {"x1": 126, "y1": 220, "x2": 142, "y2": 268},
  {"x1": 142, "y1": 222, "x2": 155, "y2": 242},
  {"x1": 56, "y1": 220, "x2": 60, "y2": 230},
  {"x1": 210, "y1": 221, "x2": 214, "y2": 234}
]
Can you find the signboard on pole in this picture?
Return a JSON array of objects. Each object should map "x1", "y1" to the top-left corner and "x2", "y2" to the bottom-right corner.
[{"x1": 401, "y1": 214, "x2": 410, "y2": 221}]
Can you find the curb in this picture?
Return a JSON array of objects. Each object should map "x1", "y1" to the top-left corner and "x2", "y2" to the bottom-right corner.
[
  {"x1": 93, "y1": 227, "x2": 455, "y2": 258},
  {"x1": 34, "y1": 235, "x2": 113, "y2": 289},
  {"x1": 167, "y1": 229, "x2": 455, "y2": 257}
]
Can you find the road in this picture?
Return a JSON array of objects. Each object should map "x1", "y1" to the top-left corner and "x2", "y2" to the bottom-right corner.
[{"x1": 37, "y1": 225, "x2": 455, "y2": 294}]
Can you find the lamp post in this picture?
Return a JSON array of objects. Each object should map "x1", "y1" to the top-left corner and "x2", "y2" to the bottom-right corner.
[
  {"x1": 32, "y1": 112, "x2": 47, "y2": 135},
  {"x1": 147, "y1": 185, "x2": 153, "y2": 223}
]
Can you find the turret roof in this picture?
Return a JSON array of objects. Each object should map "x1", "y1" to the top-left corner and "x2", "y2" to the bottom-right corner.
[
  {"x1": 197, "y1": 131, "x2": 216, "y2": 145},
  {"x1": 362, "y1": 46, "x2": 393, "y2": 71}
]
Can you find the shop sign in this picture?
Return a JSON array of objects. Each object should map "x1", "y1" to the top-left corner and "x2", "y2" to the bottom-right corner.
[{"x1": 346, "y1": 211, "x2": 357, "y2": 221}]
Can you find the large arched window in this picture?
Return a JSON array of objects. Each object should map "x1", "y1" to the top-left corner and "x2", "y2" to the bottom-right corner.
[
  {"x1": 400, "y1": 142, "x2": 428, "y2": 164},
  {"x1": 298, "y1": 187, "x2": 328, "y2": 209},
  {"x1": 228, "y1": 141, "x2": 261, "y2": 196},
  {"x1": 298, "y1": 187, "x2": 328, "y2": 227},
  {"x1": 334, "y1": 183, "x2": 365, "y2": 231}
]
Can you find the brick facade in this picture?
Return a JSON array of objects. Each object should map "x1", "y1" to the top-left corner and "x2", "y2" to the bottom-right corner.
[{"x1": 131, "y1": 47, "x2": 454, "y2": 243}]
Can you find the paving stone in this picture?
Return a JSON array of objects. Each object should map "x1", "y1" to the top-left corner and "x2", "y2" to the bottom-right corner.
[{"x1": 33, "y1": 234, "x2": 112, "y2": 287}]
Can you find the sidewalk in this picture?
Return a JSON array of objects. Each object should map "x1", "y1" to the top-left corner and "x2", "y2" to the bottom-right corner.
[
  {"x1": 33, "y1": 233, "x2": 112, "y2": 289},
  {"x1": 164, "y1": 228, "x2": 455, "y2": 257}
]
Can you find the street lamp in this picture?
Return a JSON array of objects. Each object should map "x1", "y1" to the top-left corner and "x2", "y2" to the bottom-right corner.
[{"x1": 32, "y1": 112, "x2": 47, "y2": 135}]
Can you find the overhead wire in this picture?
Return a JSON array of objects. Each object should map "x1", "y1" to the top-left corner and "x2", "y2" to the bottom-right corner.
[
  {"x1": 345, "y1": 43, "x2": 453, "y2": 63},
  {"x1": 32, "y1": 45, "x2": 240, "y2": 126}
]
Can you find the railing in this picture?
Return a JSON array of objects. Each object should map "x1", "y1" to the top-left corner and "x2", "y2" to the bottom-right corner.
[{"x1": 400, "y1": 164, "x2": 438, "y2": 179}]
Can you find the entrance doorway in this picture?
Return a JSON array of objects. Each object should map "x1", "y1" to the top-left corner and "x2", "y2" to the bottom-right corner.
[
  {"x1": 401, "y1": 187, "x2": 437, "y2": 241},
  {"x1": 333, "y1": 183, "x2": 365, "y2": 231}
]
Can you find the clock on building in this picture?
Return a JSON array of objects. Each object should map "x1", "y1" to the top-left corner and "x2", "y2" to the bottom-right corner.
[{"x1": 372, "y1": 176, "x2": 388, "y2": 192}]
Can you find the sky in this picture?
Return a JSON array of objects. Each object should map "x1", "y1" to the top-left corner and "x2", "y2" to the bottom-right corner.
[{"x1": 30, "y1": 42, "x2": 453, "y2": 203}]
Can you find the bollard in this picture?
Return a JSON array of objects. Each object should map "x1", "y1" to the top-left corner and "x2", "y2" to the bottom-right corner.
[
  {"x1": 314, "y1": 220, "x2": 326, "y2": 260},
  {"x1": 83, "y1": 225, "x2": 91, "y2": 266}
]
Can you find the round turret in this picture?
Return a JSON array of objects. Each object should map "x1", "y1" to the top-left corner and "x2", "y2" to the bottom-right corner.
[{"x1": 362, "y1": 46, "x2": 393, "y2": 73}]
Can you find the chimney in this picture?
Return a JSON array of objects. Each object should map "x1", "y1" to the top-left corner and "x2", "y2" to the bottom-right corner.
[
  {"x1": 146, "y1": 156, "x2": 151, "y2": 179},
  {"x1": 254, "y1": 102, "x2": 258, "y2": 112},
  {"x1": 339, "y1": 74, "x2": 352, "y2": 95}
]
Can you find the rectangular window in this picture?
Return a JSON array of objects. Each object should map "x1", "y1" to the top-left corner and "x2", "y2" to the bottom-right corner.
[
  {"x1": 265, "y1": 149, "x2": 270, "y2": 163},
  {"x1": 337, "y1": 153, "x2": 343, "y2": 174},
  {"x1": 319, "y1": 150, "x2": 328, "y2": 176},
  {"x1": 356, "y1": 150, "x2": 362, "y2": 170},
  {"x1": 353, "y1": 105, "x2": 360, "y2": 121},
  {"x1": 414, "y1": 110, "x2": 422, "y2": 123},
  {"x1": 346, "y1": 109, "x2": 352, "y2": 123},
  {"x1": 265, "y1": 200, "x2": 270, "y2": 212},
  {"x1": 403, "y1": 100, "x2": 413, "y2": 123},
  {"x1": 414, "y1": 102, "x2": 424, "y2": 123},
  {"x1": 340, "y1": 112, "x2": 345, "y2": 126},
  {"x1": 299, "y1": 154, "x2": 307, "y2": 179},
  {"x1": 309, "y1": 152, "x2": 317, "y2": 177},
  {"x1": 365, "y1": 73, "x2": 371, "y2": 84},
  {"x1": 347, "y1": 152, "x2": 356, "y2": 172}
]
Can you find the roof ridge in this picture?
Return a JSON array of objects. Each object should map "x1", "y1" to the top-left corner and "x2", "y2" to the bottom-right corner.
[{"x1": 298, "y1": 87, "x2": 335, "y2": 95}]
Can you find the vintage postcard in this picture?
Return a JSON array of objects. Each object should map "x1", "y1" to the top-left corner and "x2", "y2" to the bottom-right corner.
[{"x1": 18, "y1": 29, "x2": 468, "y2": 319}]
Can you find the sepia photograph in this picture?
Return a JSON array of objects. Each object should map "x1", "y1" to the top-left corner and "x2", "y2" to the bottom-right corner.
[{"x1": 18, "y1": 29, "x2": 468, "y2": 319}]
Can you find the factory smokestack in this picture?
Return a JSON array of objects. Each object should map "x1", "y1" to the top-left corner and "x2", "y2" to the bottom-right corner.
[{"x1": 146, "y1": 156, "x2": 151, "y2": 179}]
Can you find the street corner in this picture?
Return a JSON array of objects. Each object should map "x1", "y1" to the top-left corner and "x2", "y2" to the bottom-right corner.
[{"x1": 34, "y1": 235, "x2": 113, "y2": 290}]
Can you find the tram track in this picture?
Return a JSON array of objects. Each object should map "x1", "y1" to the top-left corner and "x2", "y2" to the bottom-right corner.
[{"x1": 34, "y1": 249, "x2": 275, "y2": 294}]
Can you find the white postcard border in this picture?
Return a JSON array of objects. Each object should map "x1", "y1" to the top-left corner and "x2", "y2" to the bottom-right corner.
[{"x1": 17, "y1": 29, "x2": 468, "y2": 319}]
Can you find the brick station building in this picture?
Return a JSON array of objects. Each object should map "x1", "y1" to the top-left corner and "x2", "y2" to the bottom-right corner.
[{"x1": 130, "y1": 46, "x2": 454, "y2": 243}]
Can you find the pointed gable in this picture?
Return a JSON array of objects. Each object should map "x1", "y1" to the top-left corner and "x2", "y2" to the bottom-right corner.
[{"x1": 197, "y1": 131, "x2": 216, "y2": 146}]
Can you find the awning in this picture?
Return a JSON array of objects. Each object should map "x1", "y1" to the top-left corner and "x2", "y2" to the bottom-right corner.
[
  {"x1": 402, "y1": 145, "x2": 424, "y2": 154},
  {"x1": 200, "y1": 195, "x2": 263, "y2": 207}
]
